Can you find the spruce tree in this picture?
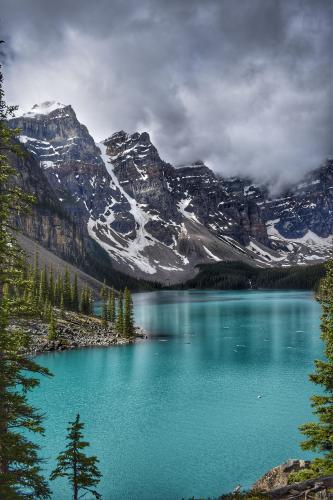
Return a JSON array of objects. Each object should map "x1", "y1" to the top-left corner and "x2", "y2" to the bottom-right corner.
[
  {"x1": 100, "y1": 281, "x2": 108, "y2": 328},
  {"x1": 32, "y1": 249, "x2": 40, "y2": 299},
  {"x1": 39, "y1": 265, "x2": 48, "y2": 306},
  {"x1": 123, "y1": 287, "x2": 135, "y2": 337},
  {"x1": 80, "y1": 287, "x2": 86, "y2": 314},
  {"x1": 60, "y1": 293, "x2": 65, "y2": 318},
  {"x1": 102, "y1": 301, "x2": 108, "y2": 327},
  {"x1": 43, "y1": 298, "x2": 50, "y2": 321},
  {"x1": 108, "y1": 287, "x2": 116, "y2": 324},
  {"x1": 63, "y1": 268, "x2": 72, "y2": 310},
  {"x1": 0, "y1": 296, "x2": 52, "y2": 498},
  {"x1": 48, "y1": 310, "x2": 57, "y2": 341},
  {"x1": 48, "y1": 266, "x2": 54, "y2": 305},
  {"x1": 80, "y1": 286, "x2": 90, "y2": 315},
  {"x1": 115, "y1": 291, "x2": 124, "y2": 335},
  {"x1": 88, "y1": 288, "x2": 94, "y2": 316},
  {"x1": 290, "y1": 258, "x2": 333, "y2": 482},
  {"x1": 0, "y1": 57, "x2": 51, "y2": 498},
  {"x1": 54, "y1": 273, "x2": 63, "y2": 307},
  {"x1": 72, "y1": 273, "x2": 79, "y2": 312},
  {"x1": 50, "y1": 414, "x2": 102, "y2": 500}
]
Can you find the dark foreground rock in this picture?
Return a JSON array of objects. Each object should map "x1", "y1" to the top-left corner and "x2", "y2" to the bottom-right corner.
[
  {"x1": 9, "y1": 309, "x2": 148, "y2": 356},
  {"x1": 251, "y1": 460, "x2": 333, "y2": 499}
]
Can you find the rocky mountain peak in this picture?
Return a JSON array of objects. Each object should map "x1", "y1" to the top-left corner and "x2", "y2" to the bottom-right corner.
[
  {"x1": 22, "y1": 101, "x2": 70, "y2": 118},
  {"x1": 9, "y1": 102, "x2": 102, "y2": 167},
  {"x1": 104, "y1": 130, "x2": 158, "y2": 164},
  {"x1": 9, "y1": 102, "x2": 333, "y2": 283}
]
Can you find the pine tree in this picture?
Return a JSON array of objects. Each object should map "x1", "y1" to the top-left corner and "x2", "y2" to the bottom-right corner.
[
  {"x1": 100, "y1": 281, "x2": 108, "y2": 327},
  {"x1": 123, "y1": 287, "x2": 135, "y2": 337},
  {"x1": 54, "y1": 272, "x2": 63, "y2": 307},
  {"x1": 63, "y1": 268, "x2": 72, "y2": 310},
  {"x1": 80, "y1": 286, "x2": 89, "y2": 315},
  {"x1": 102, "y1": 301, "x2": 108, "y2": 327},
  {"x1": 72, "y1": 273, "x2": 79, "y2": 312},
  {"x1": 0, "y1": 297, "x2": 52, "y2": 498},
  {"x1": 39, "y1": 265, "x2": 48, "y2": 305},
  {"x1": 24, "y1": 266, "x2": 39, "y2": 317},
  {"x1": 60, "y1": 293, "x2": 65, "y2": 318},
  {"x1": 43, "y1": 298, "x2": 50, "y2": 321},
  {"x1": 48, "y1": 310, "x2": 57, "y2": 341},
  {"x1": 50, "y1": 414, "x2": 102, "y2": 500},
  {"x1": 32, "y1": 249, "x2": 40, "y2": 298},
  {"x1": 115, "y1": 291, "x2": 124, "y2": 335},
  {"x1": 80, "y1": 287, "x2": 86, "y2": 314},
  {"x1": 88, "y1": 288, "x2": 94, "y2": 316},
  {"x1": 290, "y1": 258, "x2": 333, "y2": 482},
  {"x1": 0, "y1": 57, "x2": 52, "y2": 498},
  {"x1": 108, "y1": 287, "x2": 116, "y2": 324},
  {"x1": 100, "y1": 281, "x2": 107, "y2": 301},
  {"x1": 48, "y1": 266, "x2": 54, "y2": 305}
]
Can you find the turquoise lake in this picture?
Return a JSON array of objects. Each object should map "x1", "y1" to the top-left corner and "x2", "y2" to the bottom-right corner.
[{"x1": 31, "y1": 290, "x2": 323, "y2": 499}]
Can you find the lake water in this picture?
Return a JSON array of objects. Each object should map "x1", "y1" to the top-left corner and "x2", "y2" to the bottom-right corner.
[{"x1": 31, "y1": 290, "x2": 322, "y2": 499}]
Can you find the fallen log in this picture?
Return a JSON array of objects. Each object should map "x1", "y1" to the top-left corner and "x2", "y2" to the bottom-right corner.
[{"x1": 267, "y1": 474, "x2": 333, "y2": 498}]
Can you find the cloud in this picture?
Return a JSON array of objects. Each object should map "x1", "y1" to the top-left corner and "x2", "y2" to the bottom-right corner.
[{"x1": 0, "y1": 0, "x2": 332, "y2": 188}]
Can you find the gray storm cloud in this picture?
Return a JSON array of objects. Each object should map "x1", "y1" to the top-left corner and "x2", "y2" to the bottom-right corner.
[{"x1": 0, "y1": 0, "x2": 332, "y2": 188}]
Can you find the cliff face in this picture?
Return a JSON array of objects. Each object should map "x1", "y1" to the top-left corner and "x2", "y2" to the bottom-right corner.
[
  {"x1": 8, "y1": 148, "x2": 86, "y2": 265},
  {"x1": 8, "y1": 101, "x2": 333, "y2": 283},
  {"x1": 7, "y1": 143, "x2": 152, "y2": 291}
]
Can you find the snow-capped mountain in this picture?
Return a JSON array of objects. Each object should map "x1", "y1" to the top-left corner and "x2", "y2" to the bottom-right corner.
[{"x1": 9, "y1": 101, "x2": 333, "y2": 283}]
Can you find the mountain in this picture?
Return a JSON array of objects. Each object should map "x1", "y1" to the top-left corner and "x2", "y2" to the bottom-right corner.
[
  {"x1": 8, "y1": 103, "x2": 158, "y2": 290},
  {"x1": 9, "y1": 101, "x2": 333, "y2": 284}
]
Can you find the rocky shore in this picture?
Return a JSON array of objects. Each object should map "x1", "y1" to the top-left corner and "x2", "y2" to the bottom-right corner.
[
  {"x1": 252, "y1": 459, "x2": 311, "y2": 492},
  {"x1": 9, "y1": 309, "x2": 148, "y2": 356}
]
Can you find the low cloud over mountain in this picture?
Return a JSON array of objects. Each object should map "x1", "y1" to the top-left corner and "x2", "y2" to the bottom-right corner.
[{"x1": 1, "y1": 0, "x2": 332, "y2": 189}]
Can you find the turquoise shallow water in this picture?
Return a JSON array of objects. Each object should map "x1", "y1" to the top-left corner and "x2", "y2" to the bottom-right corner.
[{"x1": 30, "y1": 290, "x2": 322, "y2": 499}]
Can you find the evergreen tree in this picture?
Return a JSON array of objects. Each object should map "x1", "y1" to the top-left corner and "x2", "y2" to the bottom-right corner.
[
  {"x1": 88, "y1": 289, "x2": 94, "y2": 316},
  {"x1": 54, "y1": 272, "x2": 63, "y2": 307},
  {"x1": 43, "y1": 298, "x2": 50, "y2": 321},
  {"x1": 72, "y1": 273, "x2": 79, "y2": 312},
  {"x1": 115, "y1": 291, "x2": 123, "y2": 335},
  {"x1": 50, "y1": 414, "x2": 102, "y2": 500},
  {"x1": 0, "y1": 297, "x2": 52, "y2": 498},
  {"x1": 48, "y1": 266, "x2": 54, "y2": 305},
  {"x1": 63, "y1": 268, "x2": 72, "y2": 310},
  {"x1": 80, "y1": 286, "x2": 87, "y2": 315},
  {"x1": 26, "y1": 268, "x2": 39, "y2": 317},
  {"x1": 102, "y1": 301, "x2": 108, "y2": 327},
  {"x1": 100, "y1": 281, "x2": 108, "y2": 328},
  {"x1": 290, "y1": 258, "x2": 333, "y2": 482},
  {"x1": 100, "y1": 281, "x2": 107, "y2": 301},
  {"x1": 108, "y1": 287, "x2": 116, "y2": 324},
  {"x1": 48, "y1": 310, "x2": 57, "y2": 341},
  {"x1": 60, "y1": 293, "x2": 65, "y2": 318},
  {"x1": 32, "y1": 249, "x2": 40, "y2": 298},
  {"x1": 39, "y1": 265, "x2": 48, "y2": 306},
  {"x1": 0, "y1": 57, "x2": 51, "y2": 498},
  {"x1": 123, "y1": 287, "x2": 135, "y2": 337}
]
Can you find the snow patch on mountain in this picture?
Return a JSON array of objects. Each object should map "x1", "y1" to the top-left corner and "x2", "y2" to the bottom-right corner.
[
  {"x1": 203, "y1": 246, "x2": 221, "y2": 261},
  {"x1": 177, "y1": 197, "x2": 200, "y2": 223},
  {"x1": 265, "y1": 219, "x2": 332, "y2": 264},
  {"x1": 88, "y1": 143, "x2": 160, "y2": 274}
]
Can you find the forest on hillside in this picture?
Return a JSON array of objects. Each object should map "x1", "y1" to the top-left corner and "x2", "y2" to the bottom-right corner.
[{"x1": 180, "y1": 261, "x2": 325, "y2": 291}]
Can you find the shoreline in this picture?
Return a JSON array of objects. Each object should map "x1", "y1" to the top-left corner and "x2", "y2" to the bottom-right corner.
[{"x1": 9, "y1": 309, "x2": 149, "y2": 357}]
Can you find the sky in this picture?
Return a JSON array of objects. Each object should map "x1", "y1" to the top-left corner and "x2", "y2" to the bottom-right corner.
[{"x1": 0, "y1": 0, "x2": 332, "y2": 189}]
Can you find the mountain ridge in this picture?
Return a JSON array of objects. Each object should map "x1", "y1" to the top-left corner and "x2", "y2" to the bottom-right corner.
[{"x1": 8, "y1": 101, "x2": 333, "y2": 284}]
